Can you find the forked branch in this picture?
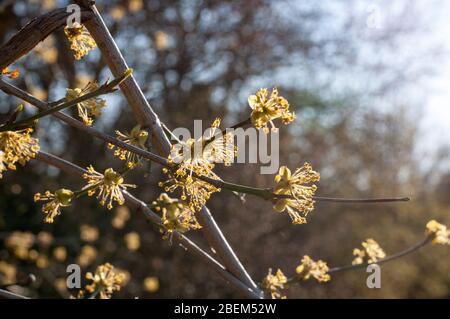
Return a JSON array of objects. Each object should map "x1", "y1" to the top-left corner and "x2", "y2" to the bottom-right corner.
[
  {"x1": 0, "y1": 7, "x2": 93, "y2": 71},
  {"x1": 35, "y1": 151, "x2": 262, "y2": 299}
]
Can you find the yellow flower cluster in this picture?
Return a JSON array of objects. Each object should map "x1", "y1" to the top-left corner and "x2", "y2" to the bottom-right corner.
[
  {"x1": 426, "y1": 220, "x2": 450, "y2": 245},
  {"x1": 160, "y1": 119, "x2": 236, "y2": 211},
  {"x1": 1, "y1": 67, "x2": 19, "y2": 79},
  {"x1": 77, "y1": 245, "x2": 98, "y2": 268},
  {"x1": 170, "y1": 118, "x2": 236, "y2": 168},
  {"x1": 272, "y1": 164, "x2": 320, "y2": 224},
  {"x1": 0, "y1": 151, "x2": 7, "y2": 178},
  {"x1": 83, "y1": 166, "x2": 136, "y2": 210},
  {"x1": 0, "y1": 261, "x2": 17, "y2": 285},
  {"x1": 159, "y1": 167, "x2": 220, "y2": 212},
  {"x1": 152, "y1": 193, "x2": 201, "y2": 238},
  {"x1": 5, "y1": 231, "x2": 35, "y2": 260},
  {"x1": 352, "y1": 238, "x2": 386, "y2": 265},
  {"x1": 296, "y1": 255, "x2": 331, "y2": 283},
  {"x1": 0, "y1": 128, "x2": 40, "y2": 177},
  {"x1": 261, "y1": 268, "x2": 287, "y2": 299},
  {"x1": 112, "y1": 206, "x2": 130, "y2": 229},
  {"x1": 80, "y1": 224, "x2": 99, "y2": 243},
  {"x1": 53, "y1": 246, "x2": 67, "y2": 262},
  {"x1": 108, "y1": 125, "x2": 149, "y2": 168},
  {"x1": 248, "y1": 88, "x2": 295, "y2": 133},
  {"x1": 37, "y1": 231, "x2": 54, "y2": 247},
  {"x1": 64, "y1": 22, "x2": 97, "y2": 60},
  {"x1": 66, "y1": 82, "x2": 106, "y2": 126},
  {"x1": 143, "y1": 276, "x2": 159, "y2": 293},
  {"x1": 34, "y1": 188, "x2": 74, "y2": 223},
  {"x1": 82, "y1": 263, "x2": 126, "y2": 299},
  {"x1": 124, "y1": 232, "x2": 141, "y2": 251},
  {"x1": 4, "y1": 232, "x2": 53, "y2": 269}
]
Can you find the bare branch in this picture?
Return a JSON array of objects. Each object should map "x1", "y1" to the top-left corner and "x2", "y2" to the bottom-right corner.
[
  {"x1": 0, "y1": 8, "x2": 93, "y2": 71},
  {"x1": 73, "y1": 0, "x2": 170, "y2": 155},
  {"x1": 0, "y1": 288, "x2": 28, "y2": 300},
  {"x1": 0, "y1": 79, "x2": 168, "y2": 166},
  {"x1": 328, "y1": 237, "x2": 431, "y2": 274},
  {"x1": 0, "y1": 70, "x2": 131, "y2": 132},
  {"x1": 71, "y1": 0, "x2": 260, "y2": 293},
  {"x1": 312, "y1": 196, "x2": 410, "y2": 203}
]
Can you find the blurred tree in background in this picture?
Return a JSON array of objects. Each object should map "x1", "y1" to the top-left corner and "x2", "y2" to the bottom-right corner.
[{"x1": 0, "y1": 0, "x2": 449, "y2": 298}]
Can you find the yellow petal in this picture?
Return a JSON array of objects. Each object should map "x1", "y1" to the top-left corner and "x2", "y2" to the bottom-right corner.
[{"x1": 273, "y1": 199, "x2": 287, "y2": 212}]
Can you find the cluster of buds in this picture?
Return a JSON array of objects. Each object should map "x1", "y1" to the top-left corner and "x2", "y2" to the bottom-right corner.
[{"x1": 352, "y1": 239, "x2": 386, "y2": 265}]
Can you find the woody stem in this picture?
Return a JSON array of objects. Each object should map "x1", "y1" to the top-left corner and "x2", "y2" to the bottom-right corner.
[{"x1": 0, "y1": 70, "x2": 131, "y2": 132}]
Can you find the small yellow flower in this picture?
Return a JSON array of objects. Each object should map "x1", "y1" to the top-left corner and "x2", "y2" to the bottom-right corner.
[
  {"x1": 80, "y1": 224, "x2": 99, "y2": 242},
  {"x1": 154, "y1": 31, "x2": 169, "y2": 51},
  {"x1": 128, "y1": 0, "x2": 143, "y2": 12},
  {"x1": 143, "y1": 276, "x2": 159, "y2": 293},
  {"x1": 169, "y1": 118, "x2": 236, "y2": 169},
  {"x1": 248, "y1": 88, "x2": 295, "y2": 133},
  {"x1": 162, "y1": 118, "x2": 233, "y2": 211},
  {"x1": 77, "y1": 245, "x2": 97, "y2": 268},
  {"x1": 53, "y1": 246, "x2": 67, "y2": 262},
  {"x1": 5, "y1": 231, "x2": 34, "y2": 260},
  {"x1": 54, "y1": 278, "x2": 68, "y2": 293},
  {"x1": 273, "y1": 164, "x2": 320, "y2": 224},
  {"x1": 83, "y1": 166, "x2": 136, "y2": 210},
  {"x1": 426, "y1": 220, "x2": 450, "y2": 245},
  {"x1": 28, "y1": 249, "x2": 39, "y2": 261},
  {"x1": 108, "y1": 125, "x2": 148, "y2": 168},
  {"x1": 0, "y1": 261, "x2": 17, "y2": 285},
  {"x1": 124, "y1": 232, "x2": 140, "y2": 251},
  {"x1": 352, "y1": 239, "x2": 386, "y2": 265},
  {"x1": 0, "y1": 128, "x2": 40, "y2": 170},
  {"x1": 66, "y1": 82, "x2": 106, "y2": 126},
  {"x1": 296, "y1": 255, "x2": 330, "y2": 283},
  {"x1": 114, "y1": 268, "x2": 131, "y2": 286},
  {"x1": 84, "y1": 263, "x2": 126, "y2": 299},
  {"x1": 0, "y1": 151, "x2": 7, "y2": 178},
  {"x1": 204, "y1": 118, "x2": 237, "y2": 165},
  {"x1": 64, "y1": 22, "x2": 97, "y2": 60},
  {"x1": 36, "y1": 254, "x2": 50, "y2": 269},
  {"x1": 274, "y1": 164, "x2": 320, "y2": 197},
  {"x1": 34, "y1": 189, "x2": 74, "y2": 223},
  {"x1": 159, "y1": 167, "x2": 220, "y2": 212},
  {"x1": 152, "y1": 193, "x2": 201, "y2": 237},
  {"x1": 262, "y1": 268, "x2": 287, "y2": 299},
  {"x1": 110, "y1": 6, "x2": 126, "y2": 21},
  {"x1": 111, "y1": 206, "x2": 130, "y2": 229},
  {"x1": 1, "y1": 67, "x2": 19, "y2": 79},
  {"x1": 273, "y1": 199, "x2": 308, "y2": 224},
  {"x1": 37, "y1": 231, "x2": 54, "y2": 247}
]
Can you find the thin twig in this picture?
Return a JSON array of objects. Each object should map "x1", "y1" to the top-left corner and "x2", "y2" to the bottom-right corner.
[
  {"x1": 0, "y1": 70, "x2": 131, "y2": 132},
  {"x1": 0, "y1": 8, "x2": 93, "y2": 71},
  {"x1": 286, "y1": 236, "x2": 432, "y2": 286},
  {"x1": 0, "y1": 288, "x2": 28, "y2": 299},
  {"x1": 0, "y1": 79, "x2": 167, "y2": 166},
  {"x1": 328, "y1": 236, "x2": 431, "y2": 273},
  {"x1": 313, "y1": 196, "x2": 410, "y2": 203}
]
